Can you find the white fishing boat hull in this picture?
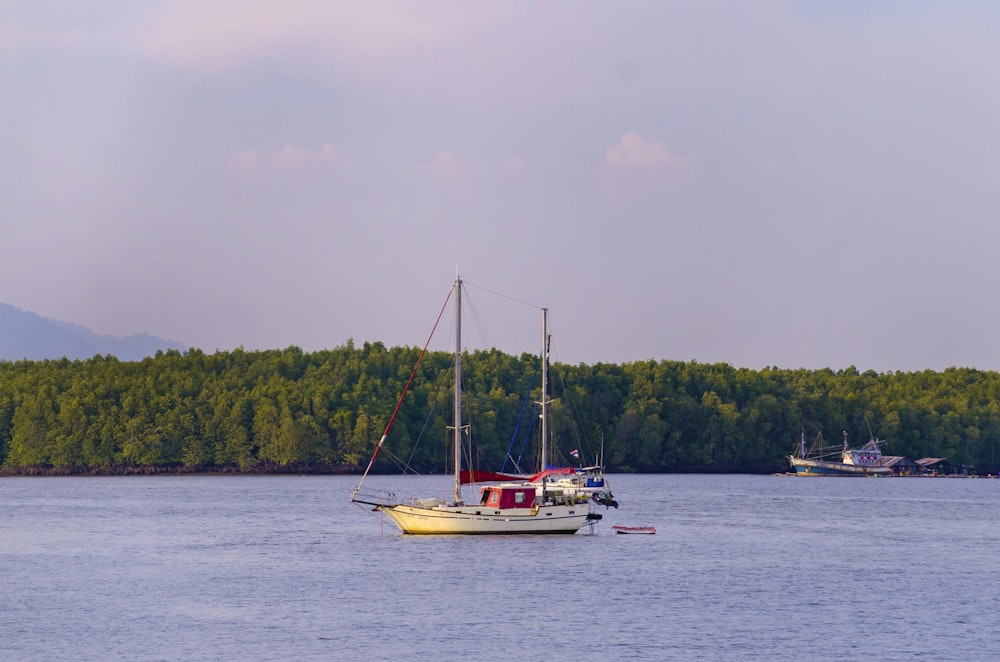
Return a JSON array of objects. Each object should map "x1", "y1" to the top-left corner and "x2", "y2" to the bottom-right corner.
[
  {"x1": 381, "y1": 502, "x2": 592, "y2": 535},
  {"x1": 788, "y1": 431, "x2": 893, "y2": 477},
  {"x1": 788, "y1": 456, "x2": 893, "y2": 476}
]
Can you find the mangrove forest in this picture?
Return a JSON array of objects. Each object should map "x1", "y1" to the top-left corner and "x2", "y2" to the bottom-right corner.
[{"x1": 2, "y1": 342, "x2": 999, "y2": 475}]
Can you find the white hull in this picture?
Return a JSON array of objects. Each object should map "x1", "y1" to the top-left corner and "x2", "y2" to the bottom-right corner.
[
  {"x1": 788, "y1": 456, "x2": 892, "y2": 476},
  {"x1": 381, "y1": 502, "x2": 590, "y2": 535}
]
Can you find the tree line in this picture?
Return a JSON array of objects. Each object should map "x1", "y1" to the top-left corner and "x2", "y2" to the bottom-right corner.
[{"x1": 2, "y1": 342, "x2": 999, "y2": 475}]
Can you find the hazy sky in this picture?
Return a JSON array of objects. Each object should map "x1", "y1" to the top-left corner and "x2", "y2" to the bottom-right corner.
[{"x1": 4, "y1": 1, "x2": 1000, "y2": 372}]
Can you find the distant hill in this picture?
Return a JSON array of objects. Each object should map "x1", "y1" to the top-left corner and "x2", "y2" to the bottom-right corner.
[{"x1": 0, "y1": 303, "x2": 185, "y2": 362}]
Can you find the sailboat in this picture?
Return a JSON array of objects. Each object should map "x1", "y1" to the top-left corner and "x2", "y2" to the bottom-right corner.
[
  {"x1": 351, "y1": 277, "x2": 603, "y2": 534},
  {"x1": 462, "y1": 312, "x2": 616, "y2": 510},
  {"x1": 530, "y1": 465, "x2": 617, "y2": 509}
]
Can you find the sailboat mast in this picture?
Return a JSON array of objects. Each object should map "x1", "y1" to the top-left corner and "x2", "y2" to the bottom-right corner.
[
  {"x1": 453, "y1": 277, "x2": 463, "y2": 503},
  {"x1": 540, "y1": 307, "x2": 549, "y2": 471}
]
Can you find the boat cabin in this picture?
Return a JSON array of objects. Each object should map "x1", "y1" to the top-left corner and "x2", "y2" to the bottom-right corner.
[
  {"x1": 478, "y1": 485, "x2": 537, "y2": 509},
  {"x1": 842, "y1": 448, "x2": 882, "y2": 466}
]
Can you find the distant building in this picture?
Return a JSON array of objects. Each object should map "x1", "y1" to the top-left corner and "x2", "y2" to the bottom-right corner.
[
  {"x1": 915, "y1": 458, "x2": 973, "y2": 476},
  {"x1": 881, "y1": 456, "x2": 919, "y2": 476}
]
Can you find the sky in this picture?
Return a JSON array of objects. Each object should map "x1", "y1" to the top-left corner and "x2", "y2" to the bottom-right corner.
[{"x1": 3, "y1": 1, "x2": 1000, "y2": 373}]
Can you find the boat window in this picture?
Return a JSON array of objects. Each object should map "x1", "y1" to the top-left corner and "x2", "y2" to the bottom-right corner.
[
  {"x1": 480, "y1": 490, "x2": 490, "y2": 504},
  {"x1": 514, "y1": 491, "x2": 525, "y2": 504},
  {"x1": 487, "y1": 491, "x2": 499, "y2": 506}
]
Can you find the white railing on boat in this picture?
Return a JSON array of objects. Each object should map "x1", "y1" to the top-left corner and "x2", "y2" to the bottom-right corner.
[{"x1": 351, "y1": 488, "x2": 400, "y2": 508}]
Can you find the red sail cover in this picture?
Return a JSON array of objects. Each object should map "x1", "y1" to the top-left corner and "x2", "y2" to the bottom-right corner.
[
  {"x1": 459, "y1": 469, "x2": 527, "y2": 484},
  {"x1": 460, "y1": 467, "x2": 577, "y2": 484},
  {"x1": 528, "y1": 467, "x2": 577, "y2": 482}
]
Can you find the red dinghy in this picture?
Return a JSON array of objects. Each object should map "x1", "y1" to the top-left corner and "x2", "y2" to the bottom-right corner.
[{"x1": 612, "y1": 525, "x2": 655, "y2": 535}]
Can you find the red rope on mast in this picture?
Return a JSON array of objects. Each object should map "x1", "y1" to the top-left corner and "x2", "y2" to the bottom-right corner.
[{"x1": 357, "y1": 286, "x2": 454, "y2": 478}]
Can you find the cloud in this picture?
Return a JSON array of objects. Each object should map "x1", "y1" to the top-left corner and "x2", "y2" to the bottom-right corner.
[
  {"x1": 132, "y1": 2, "x2": 588, "y2": 110},
  {"x1": 500, "y1": 156, "x2": 525, "y2": 176},
  {"x1": 414, "y1": 151, "x2": 464, "y2": 184},
  {"x1": 225, "y1": 143, "x2": 343, "y2": 173},
  {"x1": 136, "y1": 0, "x2": 448, "y2": 73},
  {"x1": 600, "y1": 132, "x2": 696, "y2": 205},
  {"x1": 605, "y1": 132, "x2": 690, "y2": 171},
  {"x1": 5, "y1": 2, "x2": 617, "y2": 111}
]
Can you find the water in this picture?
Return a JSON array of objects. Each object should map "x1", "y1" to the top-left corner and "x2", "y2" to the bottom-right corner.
[{"x1": 2, "y1": 474, "x2": 999, "y2": 661}]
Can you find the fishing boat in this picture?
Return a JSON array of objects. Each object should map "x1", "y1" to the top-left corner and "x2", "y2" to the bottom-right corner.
[
  {"x1": 351, "y1": 277, "x2": 603, "y2": 534},
  {"x1": 788, "y1": 430, "x2": 892, "y2": 477},
  {"x1": 612, "y1": 525, "x2": 655, "y2": 535}
]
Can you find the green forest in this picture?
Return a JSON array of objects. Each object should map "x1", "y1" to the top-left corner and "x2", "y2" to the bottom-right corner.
[{"x1": 2, "y1": 342, "x2": 999, "y2": 476}]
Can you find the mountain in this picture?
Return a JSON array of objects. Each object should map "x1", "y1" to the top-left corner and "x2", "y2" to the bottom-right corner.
[{"x1": 0, "y1": 303, "x2": 186, "y2": 362}]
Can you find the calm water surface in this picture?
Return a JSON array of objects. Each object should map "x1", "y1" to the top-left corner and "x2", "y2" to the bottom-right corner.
[{"x1": 2, "y1": 474, "x2": 999, "y2": 661}]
